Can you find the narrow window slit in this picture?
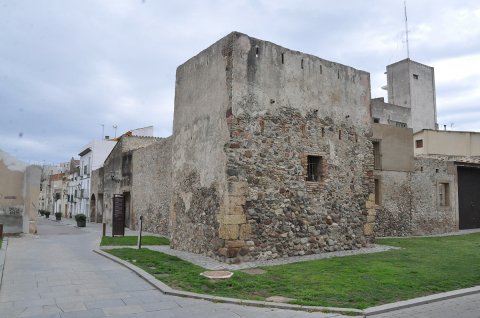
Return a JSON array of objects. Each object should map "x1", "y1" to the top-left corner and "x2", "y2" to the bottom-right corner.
[
  {"x1": 281, "y1": 53, "x2": 284, "y2": 64},
  {"x1": 307, "y1": 156, "x2": 322, "y2": 182}
]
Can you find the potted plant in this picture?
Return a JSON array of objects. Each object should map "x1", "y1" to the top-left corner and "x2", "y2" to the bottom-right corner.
[
  {"x1": 39, "y1": 210, "x2": 45, "y2": 216},
  {"x1": 44, "y1": 211, "x2": 50, "y2": 218},
  {"x1": 55, "y1": 212, "x2": 62, "y2": 221},
  {"x1": 75, "y1": 214, "x2": 86, "y2": 227}
]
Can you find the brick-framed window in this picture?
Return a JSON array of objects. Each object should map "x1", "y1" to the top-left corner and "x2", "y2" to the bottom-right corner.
[
  {"x1": 307, "y1": 155, "x2": 322, "y2": 182},
  {"x1": 415, "y1": 139, "x2": 423, "y2": 148}
]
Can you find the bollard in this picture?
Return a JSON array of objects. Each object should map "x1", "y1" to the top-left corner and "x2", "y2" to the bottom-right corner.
[
  {"x1": 0, "y1": 224, "x2": 3, "y2": 239},
  {"x1": 102, "y1": 223, "x2": 106, "y2": 237},
  {"x1": 137, "y1": 216, "x2": 143, "y2": 249}
]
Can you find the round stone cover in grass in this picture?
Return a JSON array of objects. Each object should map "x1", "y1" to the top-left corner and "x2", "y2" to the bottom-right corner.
[{"x1": 200, "y1": 271, "x2": 234, "y2": 280}]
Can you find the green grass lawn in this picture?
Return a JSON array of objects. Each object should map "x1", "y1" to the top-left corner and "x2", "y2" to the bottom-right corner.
[
  {"x1": 100, "y1": 235, "x2": 170, "y2": 246},
  {"x1": 106, "y1": 233, "x2": 480, "y2": 309}
]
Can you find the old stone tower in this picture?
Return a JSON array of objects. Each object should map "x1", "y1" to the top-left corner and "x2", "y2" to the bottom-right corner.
[
  {"x1": 386, "y1": 59, "x2": 437, "y2": 132},
  {"x1": 170, "y1": 32, "x2": 375, "y2": 263}
]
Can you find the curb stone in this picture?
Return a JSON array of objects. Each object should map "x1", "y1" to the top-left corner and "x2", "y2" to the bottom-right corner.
[
  {"x1": 364, "y1": 285, "x2": 480, "y2": 316},
  {"x1": 93, "y1": 249, "x2": 363, "y2": 315},
  {"x1": 94, "y1": 248, "x2": 480, "y2": 317},
  {"x1": 0, "y1": 237, "x2": 8, "y2": 290}
]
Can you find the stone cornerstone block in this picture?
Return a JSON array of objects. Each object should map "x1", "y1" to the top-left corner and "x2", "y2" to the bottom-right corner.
[
  {"x1": 219, "y1": 224, "x2": 239, "y2": 240},
  {"x1": 222, "y1": 214, "x2": 247, "y2": 225},
  {"x1": 363, "y1": 223, "x2": 374, "y2": 236}
]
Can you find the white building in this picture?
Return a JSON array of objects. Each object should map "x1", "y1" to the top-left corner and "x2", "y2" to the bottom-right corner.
[{"x1": 78, "y1": 138, "x2": 117, "y2": 217}]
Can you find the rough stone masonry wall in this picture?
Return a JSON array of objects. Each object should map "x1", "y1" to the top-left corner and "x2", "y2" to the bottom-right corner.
[
  {"x1": 375, "y1": 158, "x2": 457, "y2": 237},
  {"x1": 132, "y1": 137, "x2": 172, "y2": 237},
  {"x1": 219, "y1": 107, "x2": 374, "y2": 262},
  {"x1": 374, "y1": 171, "x2": 412, "y2": 237},
  {"x1": 411, "y1": 157, "x2": 456, "y2": 235},
  {"x1": 170, "y1": 32, "x2": 374, "y2": 263}
]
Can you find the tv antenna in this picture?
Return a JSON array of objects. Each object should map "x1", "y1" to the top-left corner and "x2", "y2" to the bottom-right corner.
[
  {"x1": 404, "y1": 0, "x2": 410, "y2": 58},
  {"x1": 99, "y1": 124, "x2": 104, "y2": 139}
]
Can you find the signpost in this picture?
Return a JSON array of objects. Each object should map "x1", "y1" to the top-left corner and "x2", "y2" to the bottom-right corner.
[
  {"x1": 112, "y1": 194, "x2": 125, "y2": 236},
  {"x1": 137, "y1": 215, "x2": 143, "y2": 249}
]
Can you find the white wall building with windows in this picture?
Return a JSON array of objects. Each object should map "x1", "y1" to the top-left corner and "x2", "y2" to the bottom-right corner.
[{"x1": 77, "y1": 138, "x2": 116, "y2": 217}]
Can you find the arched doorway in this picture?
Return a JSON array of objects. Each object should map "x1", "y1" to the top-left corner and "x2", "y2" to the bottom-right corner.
[{"x1": 90, "y1": 194, "x2": 96, "y2": 222}]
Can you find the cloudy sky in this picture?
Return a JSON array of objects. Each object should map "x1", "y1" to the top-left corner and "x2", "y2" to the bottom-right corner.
[{"x1": 1, "y1": 0, "x2": 479, "y2": 164}]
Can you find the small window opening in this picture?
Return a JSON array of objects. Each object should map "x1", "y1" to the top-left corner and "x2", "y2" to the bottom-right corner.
[
  {"x1": 354, "y1": 133, "x2": 358, "y2": 143},
  {"x1": 415, "y1": 139, "x2": 423, "y2": 148},
  {"x1": 373, "y1": 141, "x2": 381, "y2": 170},
  {"x1": 320, "y1": 65, "x2": 323, "y2": 74},
  {"x1": 301, "y1": 59, "x2": 304, "y2": 69},
  {"x1": 373, "y1": 117, "x2": 380, "y2": 123},
  {"x1": 255, "y1": 47, "x2": 259, "y2": 57},
  {"x1": 281, "y1": 53, "x2": 284, "y2": 64},
  {"x1": 439, "y1": 183, "x2": 450, "y2": 207},
  {"x1": 307, "y1": 156, "x2": 322, "y2": 182},
  {"x1": 337, "y1": 70, "x2": 340, "y2": 79},
  {"x1": 321, "y1": 127, "x2": 325, "y2": 137},
  {"x1": 338, "y1": 130, "x2": 342, "y2": 140},
  {"x1": 420, "y1": 166, "x2": 423, "y2": 172},
  {"x1": 374, "y1": 179, "x2": 380, "y2": 205},
  {"x1": 436, "y1": 169, "x2": 439, "y2": 173},
  {"x1": 413, "y1": 74, "x2": 419, "y2": 80}
]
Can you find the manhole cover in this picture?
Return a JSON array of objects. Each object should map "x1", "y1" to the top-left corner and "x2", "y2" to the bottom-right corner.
[{"x1": 200, "y1": 271, "x2": 234, "y2": 279}]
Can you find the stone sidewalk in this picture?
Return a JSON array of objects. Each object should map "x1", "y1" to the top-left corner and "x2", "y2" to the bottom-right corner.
[
  {"x1": 2, "y1": 218, "x2": 480, "y2": 318},
  {"x1": 0, "y1": 218, "x2": 350, "y2": 318}
]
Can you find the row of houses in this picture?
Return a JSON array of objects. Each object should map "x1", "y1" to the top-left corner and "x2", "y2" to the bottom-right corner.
[{"x1": 33, "y1": 32, "x2": 479, "y2": 264}]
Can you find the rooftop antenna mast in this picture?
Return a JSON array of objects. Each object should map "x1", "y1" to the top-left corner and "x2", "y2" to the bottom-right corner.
[
  {"x1": 113, "y1": 125, "x2": 118, "y2": 138},
  {"x1": 404, "y1": 0, "x2": 410, "y2": 59}
]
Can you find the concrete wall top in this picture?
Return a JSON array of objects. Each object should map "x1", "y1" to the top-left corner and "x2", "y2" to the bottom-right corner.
[
  {"x1": 414, "y1": 129, "x2": 480, "y2": 157},
  {"x1": 0, "y1": 150, "x2": 26, "y2": 207},
  {"x1": 371, "y1": 97, "x2": 411, "y2": 127}
]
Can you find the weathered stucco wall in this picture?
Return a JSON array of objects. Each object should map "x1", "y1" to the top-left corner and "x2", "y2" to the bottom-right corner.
[
  {"x1": 171, "y1": 32, "x2": 374, "y2": 263},
  {"x1": 170, "y1": 34, "x2": 232, "y2": 254},
  {"x1": 414, "y1": 130, "x2": 480, "y2": 157},
  {"x1": 0, "y1": 150, "x2": 40, "y2": 234},
  {"x1": 101, "y1": 136, "x2": 161, "y2": 227},
  {"x1": 371, "y1": 97, "x2": 411, "y2": 127},
  {"x1": 373, "y1": 124, "x2": 413, "y2": 172},
  {"x1": 387, "y1": 59, "x2": 436, "y2": 133},
  {"x1": 132, "y1": 136, "x2": 172, "y2": 236}
]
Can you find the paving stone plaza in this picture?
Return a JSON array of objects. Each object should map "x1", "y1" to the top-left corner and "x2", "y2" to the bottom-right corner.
[{"x1": 0, "y1": 218, "x2": 479, "y2": 318}]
